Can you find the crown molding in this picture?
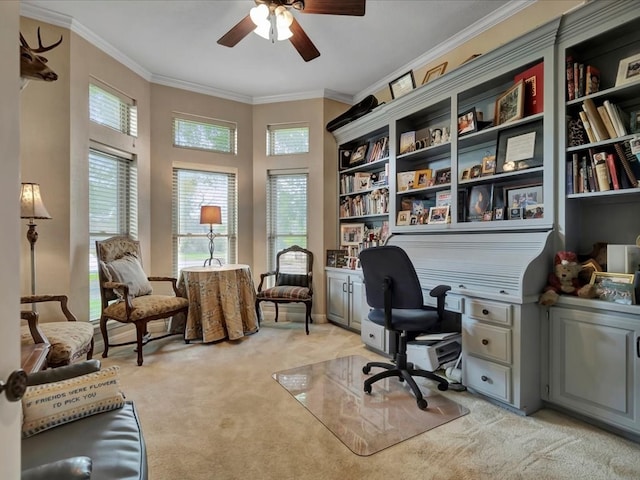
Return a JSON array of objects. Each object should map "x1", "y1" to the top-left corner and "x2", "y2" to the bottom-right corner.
[
  {"x1": 353, "y1": 0, "x2": 534, "y2": 103},
  {"x1": 151, "y1": 74, "x2": 253, "y2": 104}
]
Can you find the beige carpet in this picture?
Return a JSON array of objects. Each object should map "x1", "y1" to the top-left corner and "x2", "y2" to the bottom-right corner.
[
  {"x1": 100, "y1": 321, "x2": 640, "y2": 480},
  {"x1": 273, "y1": 355, "x2": 469, "y2": 456}
]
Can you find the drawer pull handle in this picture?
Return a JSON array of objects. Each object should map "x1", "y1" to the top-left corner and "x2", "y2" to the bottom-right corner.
[
  {"x1": 458, "y1": 284, "x2": 466, "y2": 288},
  {"x1": 482, "y1": 309, "x2": 489, "y2": 315},
  {"x1": 500, "y1": 290, "x2": 508, "y2": 294},
  {"x1": 481, "y1": 339, "x2": 489, "y2": 345},
  {"x1": 481, "y1": 375, "x2": 488, "y2": 382},
  {"x1": 369, "y1": 333, "x2": 375, "y2": 338}
]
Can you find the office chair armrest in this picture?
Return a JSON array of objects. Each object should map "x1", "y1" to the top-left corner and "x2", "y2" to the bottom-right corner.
[
  {"x1": 104, "y1": 281, "x2": 135, "y2": 313},
  {"x1": 429, "y1": 284, "x2": 451, "y2": 316},
  {"x1": 257, "y1": 271, "x2": 276, "y2": 292},
  {"x1": 148, "y1": 276, "x2": 179, "y2": 295},
  {"x1": 21, "y1": 295, "x2": 78, "y2": 322},
  {"x1": 20, "y1": 310, "x2": 48, "y2": 344}
]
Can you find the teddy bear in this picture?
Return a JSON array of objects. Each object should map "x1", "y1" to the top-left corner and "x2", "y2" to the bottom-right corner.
[{"x1": 539, "y1": 251, "x2": 597, "y2": 306}]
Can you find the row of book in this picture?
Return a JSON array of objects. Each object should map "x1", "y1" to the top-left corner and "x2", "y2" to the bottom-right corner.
[
  {"x1": 567, "y1": 140, "x2": 640, "y2": 194},
  {"x1": 566, "y1": 57, "x2": 600, "y2": 101},
  {"x1": 339, "y1": 188, "x2": 389, "y2": 218},
  {"x1": 579, "y1": 97, "x2": 630, "y2": 143}
]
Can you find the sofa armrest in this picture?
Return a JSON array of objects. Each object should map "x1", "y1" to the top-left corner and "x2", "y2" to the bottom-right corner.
[
  {"x1": 22, "y1": 456, "x2": 92, "y2": 480},
  {"x1": 27, "y1": 360, "x2": 101, "y2": 386}
]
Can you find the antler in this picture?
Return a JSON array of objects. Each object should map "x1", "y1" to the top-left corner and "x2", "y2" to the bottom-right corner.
[{"x1": 31, "y1": 27, "x2": 63, "y2": 53}]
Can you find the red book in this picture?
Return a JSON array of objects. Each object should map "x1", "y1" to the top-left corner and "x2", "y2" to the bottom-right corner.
[
  {"x1": 515, "y1": 62, "x2": 544, "y2": 116},
  {"x1": 606, "y1": 153, "x2": 620, "y2": 190}
]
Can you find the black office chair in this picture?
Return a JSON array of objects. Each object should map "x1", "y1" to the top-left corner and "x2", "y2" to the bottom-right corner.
[{"x1": 359, "y1": 245, "x2": 450, "y2": 410}]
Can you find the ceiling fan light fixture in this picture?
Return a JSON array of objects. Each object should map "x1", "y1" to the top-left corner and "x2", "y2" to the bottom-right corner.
[
  {"x1": 254, "y1": 21, "x2": 272, "y2": 40},
  {"x1": 250, "y1": 4, "x2": 270, "y2": 26}
]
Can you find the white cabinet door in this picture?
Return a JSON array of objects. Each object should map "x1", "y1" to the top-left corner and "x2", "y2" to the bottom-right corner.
[
  {"x1": 349, "y1": 274, "x2": 367, "y2": 332},
  {"x1": 326, "y1": 270, "x2": 349, "y2": 327},
  {"x1": 549, "y1": 307, "x2": 640, "y2": 435}
]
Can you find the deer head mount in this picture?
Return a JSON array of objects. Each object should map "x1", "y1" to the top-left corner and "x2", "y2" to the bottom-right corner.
[{"x1": 20, "y1": 27, "x2": 63, "y2": 82}]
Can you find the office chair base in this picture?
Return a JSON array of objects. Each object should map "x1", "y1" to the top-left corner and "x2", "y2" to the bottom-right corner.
[{"x1": 363, "y1": 362, "x2": 449, "y2": 410}]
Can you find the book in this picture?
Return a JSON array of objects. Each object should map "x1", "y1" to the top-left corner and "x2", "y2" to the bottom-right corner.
[
  {"x1": 573, "y1": 63, "x2": 579, "y2": 99},
  {"x1": 514, "y1": 62, "x2": 544, "y2": 115},
  {"x1": 604, "y1": 100, "x2": 626, "y2": 137},
  {"x1": 613, "y1": 142, "x2": 639, "y2": 187},
  {"x1": 566, "y1": 159, "x2": 574, "y2": 194},
  {"x1": 578, "y1": 111, "x2": 596, "y2": 143},
  {"x1": 582, "y1": 98, "x2": 609, "y2": 141},
  {"x1": 606, "y1": 153, "x2": 620, "y2": 190},
  {"x1": 597, "y1": 105, "x2": 618, "y2": 138},
  {"x1": 594, "y1": 159, "x2": 610, "y2": 191},
  {"x1": 566, "y1": 55, "x2": 575, "y2": 101},
  {"x1": 572, "y1": 153, "x2": 579, "y2": 193},
  {"x1": 578, "y1": 63, "x2": 585, "y2": 98},
  {"x1": 585, "y1": 65, "x2": 601, "y2": 95}
]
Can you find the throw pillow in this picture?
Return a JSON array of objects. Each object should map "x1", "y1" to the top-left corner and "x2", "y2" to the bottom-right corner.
[
  {"x1": 22, "y1": 365, "x2": 125, "y2": 438},
  {"x1": 102, "y1": 254, "x2": 153, "y2": 297}
]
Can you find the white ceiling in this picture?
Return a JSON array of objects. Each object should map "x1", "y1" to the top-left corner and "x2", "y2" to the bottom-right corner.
[{"x1": 20, "y1": 0, "x2": 526, "y2": 104}]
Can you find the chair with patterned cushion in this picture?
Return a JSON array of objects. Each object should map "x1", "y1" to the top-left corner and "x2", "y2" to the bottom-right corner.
[
  {"x1": 20, "y1": 294, "x2": 94, "y2": 368},
  {"x1": 96, "y1": 235, "x2": 189, "y2": 366},
  {"x1": 255, "y1": 245, "x2": 313, "y2": 334}
]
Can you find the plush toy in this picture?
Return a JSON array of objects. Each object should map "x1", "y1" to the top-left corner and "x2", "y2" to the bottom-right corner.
[{"x1": 539, "y1": 251, "x2": 596, "y2": 306}]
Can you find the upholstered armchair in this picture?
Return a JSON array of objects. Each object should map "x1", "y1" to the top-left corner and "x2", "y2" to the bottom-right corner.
[
  {"x1": 95, "y1": 235, "x2": 189, "y2": 366},
  {"x1": 255, "y1": 245, "x2": 313, "y2": 334},
  {"x1": 20, "y1": 294, "x2": 94, "y2": 368}
]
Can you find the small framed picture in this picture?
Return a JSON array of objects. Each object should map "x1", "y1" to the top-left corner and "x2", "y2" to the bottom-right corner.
[
  {"x1": 340, "y1": 223, "x2": 365, "y2": 246},
  {"x1": 434, "y1": 168, "x2": 451, "y2": 185},
  {"x1": 467, "y1": 184, "x2": 494, "y2": 221},
  {"x1": 396, "y1": 210, "x2": 412, "y2": 226},
  {"x1": 399, "y1": 131, "x2": 416, "y2": 154},
  {"x1": 430, "y1": 126, "x2": 450, "y2": 145},
  {"x1": 458, "y1": 107, "x2": 478, "y2": 136},
  {"x1": 508, "y1": 207, "x2": 523, "y2": 220},
  {"x1": 506, "y1": 184, "x2": 543, "y2": 211},
  {"x1": 427, "y1": 206, "x2": 450, "y2": 224},
  {"x1": 350, "y1": 144, "x2": 368, "y2": 166},
  {"x1": 482, "y1": 211, "x2": 493, "y2": 221},
  {"x1": 389, "y1": 71, "x2": 416, "y2": 99},
  {"x1": 409, "y1": 215, "x2": 419, "y2": 225},
  {"x1": 615, "y1": 52, "x2": 640, "y2": 87},
  {"x1": 460, "y1": 168, "x2": 471, "y2": 181},
  {"x1": 481, "y1": 155, "x2": 496, "y2": 175},
  {"x1": 494, "y1": 207, "x2": 504, "y2": 220},
  {"x1": 590, "y1": 272, "x2": 636, "y2": 305},
  {"x1": 524, "y1": 203, "x2": 544, "y2": 219},
  {"x1": 414, "y1": 169, "x2": 433, "y2": 189},
  {"x1": 496, "y1": 121, "x2": 543, "y2": 173},
  {"x1": 326, "y1": 249, "x2": 347, "y2": 268},
  {"x1": 339, "y1": 149, "x2": 352, "y2": 169},
  {"x1": 494, "y1": 80, "x2": 525, "y2": 126},
  {"x1": 469, "y1": 164, "x2": 482, "y2": 179},
  {"x1": 422, "y1": 62, "x2": 448, "y2": 85}
]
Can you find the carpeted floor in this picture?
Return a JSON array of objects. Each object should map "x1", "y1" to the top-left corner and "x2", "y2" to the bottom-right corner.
[{"x1": 101, "y1": 321, "x2": 640, "y2": 480}]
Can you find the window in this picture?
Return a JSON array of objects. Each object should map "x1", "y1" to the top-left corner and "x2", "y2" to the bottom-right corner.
[
  {"x1": 172, "y1": 167, "x2": 238, "y2": 273},
  {"x1": 89, "y1": 82, "x2": 137, "y2": 137},
  {"x1": 88, "y1": 147, "x2": 138, "y2": 321},
  {"x1": 267, "y1": 170, "x2": 308, "y2": 271},
  {"x1": 267, "y1": 123, "x2": 309, "y2": 155},
  {"x1": 173, "y1": 113, "x2": 237, "y2": 154}
]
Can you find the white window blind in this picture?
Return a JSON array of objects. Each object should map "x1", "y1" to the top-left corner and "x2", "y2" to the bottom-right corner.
[
  {"x1": 88, "y1": 147, "x2": 138, "y2": 321},
  {"x1": 89, "y1": 82, "x2": 138, "y2": 137},
  {"x1": 172, "y1": 168, "x2": 238, "y2": 273},
  {"x1": 267, "y1": 123, "x2": 309, "y2": 155},
  {"x1": 173, "y1": 114, "x2": 237, "y2": 154},
  {"x1": 267, "y1": 171, "x2": 308, "y2": 271}
]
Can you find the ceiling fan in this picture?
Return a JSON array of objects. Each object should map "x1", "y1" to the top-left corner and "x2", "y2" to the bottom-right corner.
[{"x1": 217, "y1": 0, "x2": 366, "y2": 62}]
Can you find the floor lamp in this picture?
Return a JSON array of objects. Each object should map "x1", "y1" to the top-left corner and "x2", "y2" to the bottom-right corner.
[
  {"x1": 200, "y1": 205, "x2": 222, "y2": 267},
  {"x1": 20, "y1": 183, "x2": 52, "y2": 297}
]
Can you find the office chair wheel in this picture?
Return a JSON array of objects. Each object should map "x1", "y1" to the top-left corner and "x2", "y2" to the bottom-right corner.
[
  {"x1": 362, "y1": 365, "x2": 371, "y2": 374},
  {"x1": 417, "y1": 398, "x2": 428, "y2": 410},
  {"x1": 364, "y1": 384, "x2": 372, "y2": 394},
  {"x1": 437, "y1": 383, "x2": 449, "y2": 391}
]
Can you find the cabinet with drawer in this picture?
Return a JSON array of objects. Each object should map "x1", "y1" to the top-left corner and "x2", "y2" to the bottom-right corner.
[{"x1": 462, "y1": 298, "x2": 541, "y2": 415}]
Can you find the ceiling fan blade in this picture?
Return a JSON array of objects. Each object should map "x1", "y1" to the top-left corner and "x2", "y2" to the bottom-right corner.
[
  {"x1": 301, "y1": 0, "x2": 365, "y2": 16},
  {"x1": 217, "y1": 15, "x2": 255, "y2": 47},
  {"x1": 289, "y1": 18, "x2": 320, "y2": 62}
]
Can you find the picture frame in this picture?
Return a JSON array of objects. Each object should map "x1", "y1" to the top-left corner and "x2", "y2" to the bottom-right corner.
[
  {"x1": 508, "y1": 207, "x2": 523, "y2": 220},
  {"x1": 481, "y1": 154, "x2": 497, "y2": 175},
  {"x1": 389, "y1": 71, "x2": 416, "y2": 99},
  {"x1": 494, "y1": 79, "x2": 525, "y2": 126},
  {"x1": 430, "y1": 126, "x2": 450, "y2": 145},
  {"x1": 495, "y1": 121, "x2": 544, "y2": 173},
  {"x1": 340, "y1": 223, "x2": 365, "y2": 246},
  {"x1": 434, "y1": 168, "x2": 451, "y2": 185},
  {"x1": 399, "y1": 131, "x2": 416, "y2": 154},
  {"x1": 349, "y1": 143, "x2": 368, "y2": 166},
  {"x1": 458, "y1": 107, "x2": 478, "y2": 136},
  {"x1": 396, "y1": 210, "x2": 411, "y2": 226},
  {"x1": 422, "y1": 62, "x2": 448, "y2": 85},
  {"x1": 494, "y1": 207, "x2": 504, "y2": 220},
  {"x1": 615, "y1": 52, "x2": 640, "y2": 87},
  {"x1": 467, "y1": 184, "x2": 494, "y2": 221},
  {"x1": 524, "y1": 203, "x2": 544, "y2": 219},
  {"x1": 339, "y1": 149, "x2": 352, "y2": 170},
  {"x1": 427, "y1": 206, "x2": 449, "y2": 224},
  {"x1": 506, "y1": 184, "x2": 543, "y2": 211},
  {"x1": 326, "y1": 249, "x2": 347, "y2": 268},
  {"x1": 414, "y1": 169, "x2": 433, "y2": 189},
  {"x1": 397, "y1": 171, "x2": 416, "y2": 192},
  {"x1": 469, "y1": 164, "x2": 482, "y2": 179},
  {"x1": 590, "y1": 272, "x2": 636, "y2": 305},
  {"x1": 460, "y1": 168, "x2": 471, "y2": 181}
]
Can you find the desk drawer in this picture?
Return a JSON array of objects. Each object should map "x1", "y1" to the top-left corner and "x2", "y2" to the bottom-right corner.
[
  {"x1": 464, "y1": 356, "x2": 511, "y2": 403},
  {"x1": 467, "y1": 299, "x2": 512, "y2": 326},
  {"x1": 462, "y1": 319, "x2": 511, "y2": 364},
  {"x1": 361, "y1": 320, "x2": 385, "y2": 352}
]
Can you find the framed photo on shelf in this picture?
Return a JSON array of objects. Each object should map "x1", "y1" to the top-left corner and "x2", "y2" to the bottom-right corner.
[
  {"x1": 340, "y1": 223, "x2": 365, "y2": 246},
  {"x1": 339, "y1": 149, "x2": 352, "y2": 169},
  {"x1": 460, "y1": 168, "x2": 471, "y2": 181},
  {"x1": 590, "y1": 272, "x2": 636, "y2": 305},
  {"x1": 495, "y1": 120, "x2": 543, "y2": 173},
  {"x1": 350, "y1": 143, "x2": 368, "y2": 167},
  {"x1": 427, "y1": 206, "x2": 449, "y2": 224},
  {"x1": 469, "y1": 164, "x2": 482, "y2": 179},
  {"x1": 414, "y1": 169, "x2": 433, "y2": 189},
  {"x1": 399, "y1": 131, "x2": 416, "y2": 154},
  {"x1": 434, "y1": 168, "x2": 451, "y2": 185},
  {"x1": 430, "y1": 126, "x2": 450, "y2": 145},
  {"x1": 397, "y1": 170, "x2": 416, "y2": 191},
  {"x1": 467, "y1": 184, "x2": 494, "y2": 221},
  {"x1": 494, "y1": 79, "x2": 525, "y2": 126},
  {"x1": 458, "y1": 107, "x2": 478, "y2": 136},
  {"x1": 615, "y1": 52, "x2": 640, "y2": 87},
  {"x1": 396, "y1": 210, "x2": 412, "y2": 226},
  {"x1": 481, "y1": 154, "x2": 496, "y2": 175},
  {"x1": 506, "y1": 184, "x2": 543, "y2": 210},
  {"x1": 508, "y1": 207, "x2": 523, "y2": 220},
  {"x1": 494, "y1": 207, "x2": 504, "y2": 220},
  {"x1": 422, "y1": 62, "x2": 448, "y2": 85},
  {"x1": 389, "y1": 71, "x2": 416, "y2": 99},
  {"x1": 326, "y1": 249, "x2": 347, "y2": 268}
]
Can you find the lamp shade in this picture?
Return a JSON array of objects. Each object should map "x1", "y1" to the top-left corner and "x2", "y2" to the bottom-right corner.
[
  {"x1": 20, "y1": 183, "x2": 52, "y2": 220},
  {"x1": 200, "y1": 205, "x2": 222, "y2": 225}
]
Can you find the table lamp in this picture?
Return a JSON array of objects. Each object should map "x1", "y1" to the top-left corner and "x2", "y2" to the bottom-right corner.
[
  {"x1": 200, "y1": 205, "x2": 222, "y2": 266},
  {"x1": 20, "y1": 182, "x2": 52, "y2": 296}
]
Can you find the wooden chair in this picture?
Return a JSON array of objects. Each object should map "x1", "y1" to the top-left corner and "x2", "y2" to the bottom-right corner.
[
  {"x1": 20, "y1": 294, "x2": 94, "y2": 368},
  {"x1": 255, "y1": 245, "x2": 313, "y2": 334},
  {"x1": 96, "y1": 235, "x2": 189, "y2": 366}
]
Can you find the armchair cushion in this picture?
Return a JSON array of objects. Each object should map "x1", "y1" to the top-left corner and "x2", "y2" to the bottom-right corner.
[
  {"x1": 257, "y1": 285, "x2": 311, "y2": 300},
  {"x1": 101, "y1": 254, "x2": 152, "y2": 298},
  {"x1": 21, "y1": 456, "x2": 92, "y2": 480},
  {"x1": 22, "y1": 365, "x2": 125, "y2": 438},
  {"x1": 276, "y1": 273, "x2": 309, "y2": 288},
  {"x1": 103, "y1": 295, "x2": 189, "y2": 322},
  {"x1": 21, "y1": 322, "x2": 94, "y2": 367}
]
